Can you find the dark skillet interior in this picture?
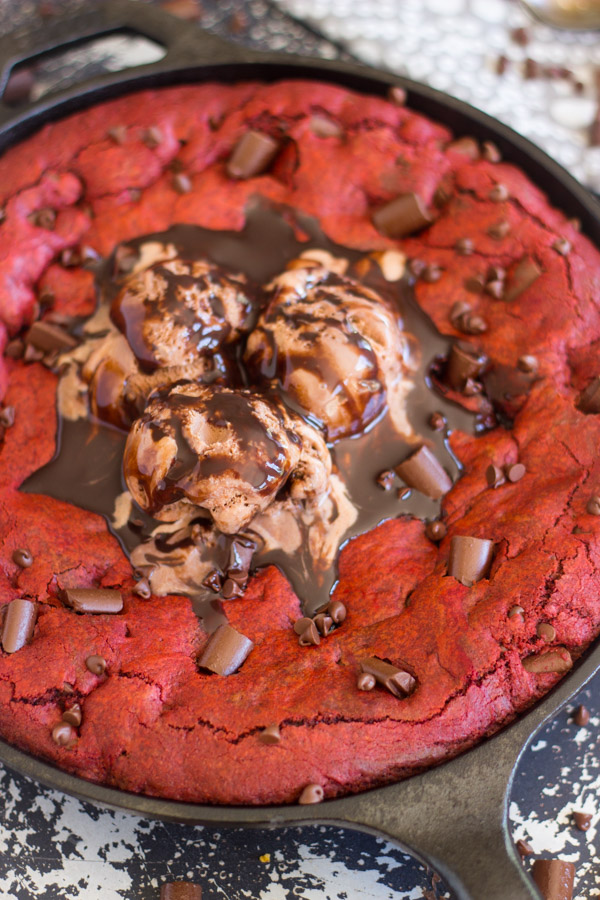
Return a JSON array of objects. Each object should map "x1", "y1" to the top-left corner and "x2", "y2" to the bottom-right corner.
[{"x1": 0, "y1": 7, "x2": 600, "y2": 837}]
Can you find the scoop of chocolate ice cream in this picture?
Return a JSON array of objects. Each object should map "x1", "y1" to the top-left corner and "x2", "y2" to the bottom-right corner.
[
  {"x1": 123, "y1": 382, "x2": 332, "y2": 534},
  {"x1": 112, "y1": 258, "x2": 255, "y2": 370},
  {"x1": 244, "y1": 265, "x2": 417, "y2": 441}
]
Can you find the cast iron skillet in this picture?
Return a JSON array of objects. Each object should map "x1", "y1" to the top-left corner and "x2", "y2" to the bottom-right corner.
[{"x1": 1, "y1": 4, "x2": 599, "y2": 898}]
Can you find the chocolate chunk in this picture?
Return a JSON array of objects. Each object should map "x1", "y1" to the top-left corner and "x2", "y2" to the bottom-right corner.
[
  {"x1": 552, "y1": 237, "x2": 571, "y2": 256},
  {"x1": 327, "y1": 600, "x2": 347, "y2": 624},
  {"x1": 505, "y1": 462, "x2": 526, "y2": 482},
  {"x1": 487, "y1": 219, "x2": 511, "y2": 240},
  {"x1": 309, "y1": 116, "x2": 343, "y2": 138},
  {"x1": 508, "y1": 605, "x2": 525, "y2": 623},
  {"x1": 314, "y1": 613, "x2": 334, "y2": 636},
  {"x1": 360, "y1": 657, "x2": 416, "y2": 698},
  {"x1": 573, "y1": 704, "x2": 590, "y2": 726},
  {"x1": 573, "y1": 811, "x2": 591, "y2": 832},
  {"x1": 226, "y1": 130, "x2": 280, "y2": 179},
  {"x1": 52, "y1": 722, "x2": 75, "y2": 747},
  {"x1": 294, "y1": 617, "x2": 314, "y2": 635},
  {"x1": 429, "y1": 412, "x2": 446, "y2": 431},
  {"x1": 446, "y1": 341, "x2": 487, "y2": 390},
  {"x1": 1, "y1": 598, "x2": 37, "y2": 653},
  {"x1": 198, "y1": 624, "x2": 253, "y2": 675},
  {"x1": 298, "y1": 621, "x2": 321, "y2": 647},
  {"x1": 85, "y1": 654, "x2": 106, "y2": 676},
  {"x1": 511, "y1": 26, "x2": 530, "y2": 46},
  {"x1": 26, "y1": 321, "x2": 77, "y2": 353},
  {"x1": 484, "y1": 279, "x2": 504, "y2": 300},
  {"x1": 142, "y1": 126, "x2": 163, "y2": 149},
  {"x1": 522, "y1": 648, "x2": 573, "y2": 674},
  {"x1": 579, "y1": 377, "x2": 600, "y2": 414},
  {"x1": 395, "y1": 445, "x2": 452, "y2": 500},
  {"x1": 422, "y1": 264, "x2": 442, "y2": 283},
  {"x1": 107, "y1": 125, "x2": 127, "y2": 145},
  {"x1": 425, "y1": 520, "x2": 447, "y2": 542},
  {"x1": 504, "y1": 256, "x2": 542, "y2": 302},
  {"x1": 447, "y1": 137, "x2": 480, "y2": 159},
  {"x1": 537, "y1": 622, "x2": 556, "y2": 642},
  {"x1": 172, "y1": 173, "x2": 192, "y2": 194},
  {"x1": 259, "y1": 724, "x2": 281, "y2": 745},
  {"x1": 0, "y1": 406, "x2": 15, "y2": 428},
  {"x1": 298, "y1": 783, "x2": 324, "y2": 805},
  {"x1": 482, "y1": 141, "x2": 502, "y2": 163},
  {"x1": 448, "y1": 536, "x2": 494, "y2": 586},
  {"x1": 455, "y1": 237, "x2": 474, "y2": 256},
  {"x1": 62, "y1": 703, "x2": 82, "y2": 727},
  {"x1": 29, "y1": 207, "x2": 56, "y2": 230},
  {"x1": 372, "y1": 192, "x2": 433, "y2": 239},
  {"x1": 357, "y1": 672, "x2": 376, "y2": 691},
  {"x1": 516, "y1": 839, "x2": 533, "y2": 857},
  {"x1": 518, "y1": 354, "x2": 538, "y2": 374},
  {"x1": 376, "y1": 469, "x2": 396, "y2": 490},
  {"x1": 63, "y1": 588, "x2": 123, "y2": 614},
  {"x1": 133, "y1": 579, "x2": 151, "y2": 599},
  {"x1": 489, "y1": 184, "x2": 509, "y2": 202},
  {"x1": 160, "y1": 883, "x2": 203, "y2": 900},
  {"x1": 387, "y1": 85, "x2": 407, "y2": 106},
  {"x1": 486, "y1": 465, "x2": 506, "y2": 489},
  {"x1": 531, "y1": 859, "x2": 574, "y2": 900},
  {"x1": 12, "y1": 548, "x2": 32, "y2": 567}
]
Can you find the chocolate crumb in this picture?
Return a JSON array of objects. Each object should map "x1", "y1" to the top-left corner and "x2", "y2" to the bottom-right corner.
[
  {"x1": 62, "y1": 703, "x2": 82, "y2": 727},
  {"x1": 486, "y1": 465, "x2": 506, "y2": 489},
  {"x1": 357, "y1": 672, "x2": 376, "y2": 691},
  {"x1": 298, "y1": 783, "x2": 324, "y2": 805},
  {"x1": 455, "y1": 237, "x2": 474, "y2": 255},
  {"x1": 425, "y1": 520, "x2": 447, "y2": 542},
  {"x1": 552, "y1": 237, "x2": 571, "y2": 256},
  {"x1": 376, "y1": 469, "x2": 396, "y2": 490},
  {"x1": 52, "y1": 722, "x2": 75, "y2": 747},
  {"x1": 537, "y1": 622, "x2": 556, "y2": 642},
  {"x1": 505, "y1": 462, "x2": 526, "y2": 483},
  {"x1": 516, "y1": 839, "x2": 533, "y2": 857},
  {"x1": 259, "y1": 724, "x2": 281, "y2": 745},
  {"x1": 327, "y1": 600, "x2": 347, "y2": 624},
  {"x1": 573, "y1": 811, "x2": 592, "y2": 832},
  {"x1": 574, "y1": 704, "x2": 590, "y2": 726},
  {"x1": 12, "y1": 548, "x2": 32, "y2": 567},
  {"x1": 429, "y1": 412, "x2": 446, "y2": 431},
  {"x1": 172, "y1": 173, "x2": 192, "y2": 194},
  {"x1": 85, "y1": 655, "x2": 107, "y2": 676}
]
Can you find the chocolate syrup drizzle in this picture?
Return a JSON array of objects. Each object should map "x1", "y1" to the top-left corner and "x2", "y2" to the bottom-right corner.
[{"x1": 22, "y1": 203, "x2": 474, "y2": 626}]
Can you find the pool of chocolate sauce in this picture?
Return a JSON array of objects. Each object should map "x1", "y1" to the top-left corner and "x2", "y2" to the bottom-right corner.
[{"x1": 23, "y1": 202, "x2": 474, "y2": 625}]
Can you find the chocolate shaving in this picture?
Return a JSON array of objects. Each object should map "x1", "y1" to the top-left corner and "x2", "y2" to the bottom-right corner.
[
  {"x1": 395, "y1": 445, "x2": 452, "y2": 500},
  {"x1": 62, "y1": 588, "x2": 123, "y2": 614},
  {"x1": 372, "y1": 192, "x2": 432, "y2": 239},
  {"x1": 226, "y1": 130, "x2": 280, "y2": 180},
  {"x1": 198, "y1": 624, "x2": 253, "y2": 675},
  {"x1": 448, "y1": 536, "x2": 494, "y2": 586},
  {"x1": 360, "y1": 657, "x2": 416, "y2": 698},
  {"x1": 1, "y1": 598, "x2": 37, "y2": 653}
]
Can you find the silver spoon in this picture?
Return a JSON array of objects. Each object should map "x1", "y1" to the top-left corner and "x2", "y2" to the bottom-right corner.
[{"x1": 520, "y1": 0, "x2": 600, "y2": 30}]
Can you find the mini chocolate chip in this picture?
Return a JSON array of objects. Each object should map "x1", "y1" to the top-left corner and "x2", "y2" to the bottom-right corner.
[
  {"x1": 142, "y1": 126, "x2": 163, "y2": 148},
  {"x1": 482, "y1": 141, "x2": 502, "y2": 163},
  {"x1": 517, "y1": 354, "x2": 538, "y2": 373},
  {"x1": 387, "y1": 85, "x2": 407, "y2": 106},
  {"x1": 429, "y1": 412, "x2": 446, "y2": 431},
  {"x1": 486, "y1": 465, "x2": 506, "y2": 489},
  {"x1": 516, "y1": 839, "x2": 533, "y2": 857},
  {"x1": 484, "y1": 279, "x2": 504, "y2": 300},
  {"x1": 52, "y1": 722, "x2": 75, "y2": 747},
  {"x1": 376, "y1": 469, "x2": 396, "y2": 490},
  {"x1": 327, "y1": 600, "x2": 347, "y2": 624},
  {"x1": 508, "y1": 605, "x2": 525, "y2": 622},
  {"x1": 573, "y1": 811, "x2": 592, "y2": 832},
  {"x1": 313, "y1": 613, "x2": 334, "y2": 636},
  {"x1": 552, "y1": 237, "x2": 571, "y2": 256},
  {"x1": 259, "y1": 724, "x2": 281, "y2": 745},
  {"x1": 298, "y1": 783, "x2": 324, "y2": 805},
  {"x1": 107, "y1": 125, "x2": 127, "y2": 145},
  {"x1": 422, "y1": 264, "x2": 442, "y2": 283},
  {"x1": 489, "y1": 184, "x2": 509, "y2": 202},
  {"x1": 457, "y1": 313, "x2": 488, "y2": 335},
  {"x1": 425, "y1": 520, "x2": 447, "y2": 542},
  {"x1": 357, "y1": 672, "x2": 376, "y2": 691},
  {"x1": 487, "y1": 219, "x2": 511, "y2": 240},
  {"x1": 505, "y1": 463, "x2": 526, "y2": 483},
  {"x1": 133, "y1": 579, "x2": 151, "y2": 599},
  {"x1": 294, "y1": 617, "x2": 313, "y2": 635},
  {"x1": 172, "y1": 173, "x2": 192, "y2": 194},
  {"x1": 85, "y1": 654, "x2": 107, "y2": 676},
  {"x1": 574, "y1": 704, "x2": 590, "y2": 726},
  {"x1": 298, "y1": 621, "x2": 320, "y2": 647},
  {"x1": 12, "y1": 548, "x2": 32, "y2": 567},
  {"x1": 537, "y1": 622, "x2": 556, "y2": 642},
  {"x1": 62, "y1": 703, "x2": 82, "y2": 727},
  {"x1": 455, "y1": 237, "x2": 474, "y2": 255}
]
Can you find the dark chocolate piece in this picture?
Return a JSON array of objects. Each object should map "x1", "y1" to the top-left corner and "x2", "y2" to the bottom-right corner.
[
  {"x1": 425, "y1": 520, "x2": 447, "y2": 542},
  {"x1": 573, "y1": 811, "x2": 592, "y2": 832},
  {"x1": 62, "y1": 703, "x2": 82, "y2": 727},
  {"x1": 198, "y1": 624, "x2": 253, "y2": 675},
  {"x1": 579, "y1": 377, "x2": 600, "y2": 414},
  {"x1": 298, "y1": 783, "x2": 324, "y2": 805},
  {"x1": 487, "y1": 219, "x2": 511, "y2": 240},
  {"x1": 516, "y1": 839, "x2": 533, "y2": 857},
  {"x1": 360, "y1": 657, "x2": 416, "y2": 698},
  {"x1": 486, "y1": 465, "x2": 506, "y2": 489},
  {"x1": 395, "y1": 445, "x2": 452, "y2": 500},
  {"x1": 372, "y1": 192, "x2": 432, "y2": 238},
  {"x1": 12, "y1": 548, "x2": 33, "y2": 567},
  {"x1": 537, "y1": 622, "x2": 556, "y2": 642},
  {"x1": 489, "y1": 184, "x2": 509, "y2": 202},
  {"x1": 446, "y1": 137, "x2": 480, "y2": 159},
  {"x1": 63, "y1": 588, "x2": 123, "y2": 614},
  {"x1": 1, "y1": 598, "x2": 37, "y2": 653},
  {"x1": 172, "y1": 173, "x2": 192, "y2": 194},
  {"x1": 455, "y1": 238, "x2": 474, "y2": 255},
  {"x1": 376, "y1": 469, "x2": 396, "y2": 490},
  {"x1": 522, "y1": 648, "x2": 573, "y2": 674},
  {"x1": 327, "y1": 600, "x2": 347, "y2": 624},
  {"x1": 531, "y1": 859, "x2": 574, "y2": 900},
  {"x1": 446, "y1": 341, "x2": 487, "y2": 390},
  {"x1": 573, "y1": 704, "x2": 590, "y2": 726},
  {"x1": 505, "y1": 463, "x2": 526, "y2": 483},
  {"x1": 85, "y1": 654, "x2": 106, "y2": 675},
  {"x1": 504, "y1": 256, "x2": 542, "y2": 302},
  {"x1": 25, "y1": 321, "x2": 77, "y2": 353},
  {"x1": 160, "y1": 882, "x2": 203, "y2": 900},
  {"x1": 226, "y1": 130, "x2": 280, "y2": 179},
  {"x1": 448, "y1": 536, "x2": 494, "y2": 586},
  {"x1": 552, "y1": 237, "x2": 571, "y2": 256},
  {"x1": 357, "y1": 672, "x2": 376, "y2": 691},
  {"x1": 52, "y1": 722, "x2": 75, "y2": 747},
  {"x1": 259, "y1": 724, "x2": 281, "y2": 745}
]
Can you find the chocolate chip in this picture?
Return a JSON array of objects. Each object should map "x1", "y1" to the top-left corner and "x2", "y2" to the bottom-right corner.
[
  {"x1": 505, "y1": 463, "x2": 526, "y2": 482},
  {"x1": 429, "y1": 412, "x2": 446, "y2": 431},
  {"x1": 445, "y1": 341, "x2": 487, "y2": 390},
  {"x1": 133, "y1": 579, "x2": 151, "y2": 599},
  {"x1": 62, "y1": 703, "x2": 82, "y2": 727},
  {"x1": 5, "y1": 339, "x2": 24, "y2": 359},
  {"x1": 107, "y1": 125, "x2": 127, "y2": 145},
  {"x1": 142, "y1": 126, "x2": 163, "y2": 149},
  {"x1": 504, "y1": 255, "x2": 542, "y2": 302},
  {"x1": 85, "y1": 654, "x2": 106, "y2": 676},
  {"x1": 314, "y1": 613, "x2": 334, "y2": 636},
  {"x1": 574, "y1": 704, "x2": 590, "y2": 726},
  {"x1": 372, "y1": 192, "x2": 433, "y2": 239},
  {"x1": 522, "y1": 648, "x2": 573, "y2": 674},
  {"x1": 457, "y1": 313, "x2": 488, "y2": 335},
  {"x1": 463, "y1": 378, "x2": 482, "y2": 396},
  {"x1": 376, "y1": 469, "x2": 396, "y2": 490},
  {"x1": 29, "y1": 207, "x2": 56, "y2": 230},
  {"x1": 531, "y1": 859, "x2": 574, "y2": 900},
  {"x1": 202, "y1": 570, "x2": 222, "y2": 593},
  {"x1": 482, "y1": 141, "x2": 502, "y2": 163},
  {"x1": 489, "y1": 184, "x2": 509, "y2": 202},
  {"x1": 199, "y1": 624, "x2": 254, "y2": 676},
  {"x1": 259, "y1": 724, "x2": 281, "y2": 745},
  {"x1": 433, "y1": 185, "x2": 451, "y2": 207},
  {"x1": 23, "y1": 343, "x2": 44, "y2": 363},
  {"x1": 1, "y1": 598, "x2": 37, "y2": 653},
  {"x1": 0, "y1": 406, "x2": 15, "y2": 428},
  {"x1": 486, "y1": 465, "x2": 506, "y2": 489},
  {"x1": 455, "y1": 238, "x2": 474, "y2": 256},
  {"x1": 395, "y1": 445, "x2": 452, "y2": 500},
  {"x1": 63, "y1": 588, "x2": 123, "y2": 614},
  {"x1": 425, "y1": 520, "x2": 447, "y2": 542},
  {"x1": 511, "y1": 27, "x2": 530, "y2": 46},
  {"x1": 327, "y1": 600, "x2": 347, "y2": 624},
  {"x1": 298, "y1": 621, "x2": 321, "y2": 647},
  {"x1": 552, "y1": 237, "x2": 571, "y2": 256},
  {"x1": 450, "y1": 300, "x2": 472, "y2": 326},
  {"x1": 517, "y1": 354, "x2": 538, "y2": 374},
  {"x1": 387, "y1": 85, "x2": 407, "y2": 106},
  {"x1": 487, "y1": 265, "x2": 506, "y2": 283},
  {"x1": 298, "y1": 783, "x2": 324, "y2": 805},
  {"x1": 408, "y1": 258, "x2": 427, "y2": 277},
  {"x1": 465, "y1": 273, "x2": 486, "y2": 293},
  {"x1": 60, "y1": 247, "x2": 81, "y2": 268},
  {"x1": 172, "y1": 173, "x2": 192, "y2": 194},
  {"x1": 487, "y1": 219, "x2": 511, "y2": 240},
  {"x1": 537, "y1": 622, "x2": 556, "y2": 642},
  {"x1": 12, "y1": 548, "x2": 32, "y2": 568},
  {"x1": 221, "y1": 578, "x2": 244, "y2": 599},
  {"x1": 496, "y1": 55, "x2": 509, "y2": 76},
  {"x1": 357, "y1": 672, "x2": 376, "y2": 691},
  {"x1": 226, "y1": 539, "x2": 254, "y2": 583},
  {"x1": 52, "y1": 722, "x2": 75, "y2": 747},
  {"x1": 226, "y1": 130, "x2": 280, "y2": 179},
  {"x1": 294, "y1": 617, "x2": 313, "y2": 635},
  {"x1": 422, "y1": 264, "x2": 442, "y2": 283},
  {"x1": 516, "y1": 839, "x2": 533, "y2": 857},
  {"x1": 360, "y1": 657, "x2": 416, "y2": 698},
  {"x1": 114, "y1": 244, "x2": 138, "y2": 276},
  {"x1": 447, "y1": 137, "x2": 480, "y2": 159},
  {"x1": 573, "y1": 811, "x2": 592, "y2": 832},
  {"x1": 484, "y1": 280, "x2": 504, "y2": 300},
  {"x1": 26, "y1": 320, "x2": 77, "y2": 353},
  {"x1": 524, "y1": 58, "x2": 541, "y2": 79},
  {"x1": 309, "y1": 115, "x2": 343, "y2": 138},
  {"x1": 448, "y1": 536, "x2": 494, "y2": 586},
  {"x1": 508, "y1": 605, "x2": 525, "y2": 623}
]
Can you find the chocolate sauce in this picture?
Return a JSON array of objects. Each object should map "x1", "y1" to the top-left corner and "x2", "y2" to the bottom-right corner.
[{"x1": 22, "y1": 203, "x2": 475, "y2": 626}]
